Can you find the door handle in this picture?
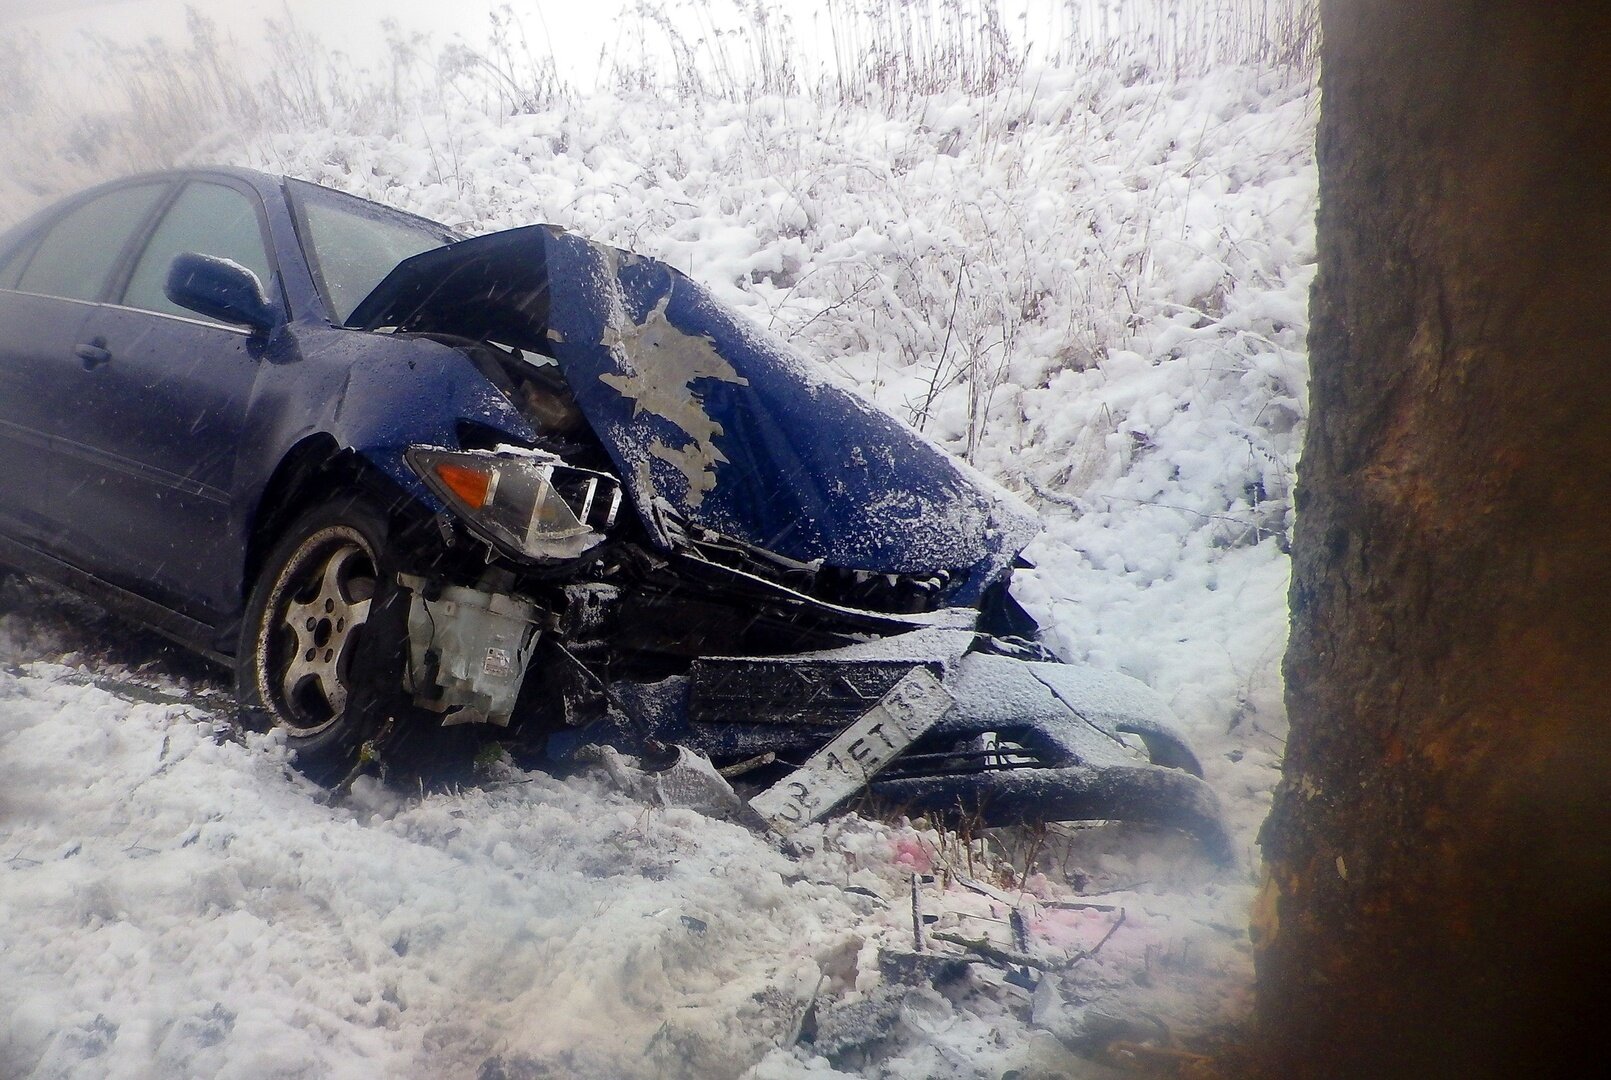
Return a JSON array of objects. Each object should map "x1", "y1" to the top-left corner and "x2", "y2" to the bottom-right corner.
[{"x1": 74, "y1": 339, "x2": 111, "y2": 369}]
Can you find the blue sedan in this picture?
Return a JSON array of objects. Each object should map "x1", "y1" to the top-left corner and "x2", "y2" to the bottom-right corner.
[{"x1": 0, "y1": 168, "x2": 1229, "y2": 857}]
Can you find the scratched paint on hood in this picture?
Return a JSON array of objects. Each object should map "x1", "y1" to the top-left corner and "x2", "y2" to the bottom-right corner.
[{"x1": 596, "y1": 275, "x2": 750, "y2": 508}]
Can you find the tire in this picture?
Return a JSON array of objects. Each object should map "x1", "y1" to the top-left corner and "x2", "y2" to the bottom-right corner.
[{"x1": 237, "y1": 496, "x2": 399, "y2": 784}]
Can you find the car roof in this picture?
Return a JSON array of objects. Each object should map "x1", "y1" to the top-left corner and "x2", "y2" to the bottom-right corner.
[
  {"x1": 8, "y1": 167, "x2": 450, "y2": 236},
  {"x1": 0, "y1": 168, "x2": 460, "y2": 321},
  {"x1": 60, "y1": 166, "x2": 285, "y2": 204}
]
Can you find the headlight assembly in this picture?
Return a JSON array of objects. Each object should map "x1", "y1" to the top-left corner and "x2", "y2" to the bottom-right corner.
[{"x1": 407, "y1": 447, "x2": 622, "y2": 562}]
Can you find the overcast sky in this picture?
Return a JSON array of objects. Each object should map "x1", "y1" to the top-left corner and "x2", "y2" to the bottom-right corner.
[
  {"x1": 0, "y1": 0, "x2": 610, "y2": 35},
  {"x1": 0, "y1": 0, "x2": 636, "y2": 86},
  {"x1": 2, "y1": 1, "x2": 1180, "y2": 104}
]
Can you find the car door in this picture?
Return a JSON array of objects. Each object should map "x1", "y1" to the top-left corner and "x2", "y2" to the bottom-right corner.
[
  {"x1": 60, "y1": 178, "x2": 281, "y2": 624},
  {"x1": 0, "y1": 182, "x2": 172, "y2": 553}
]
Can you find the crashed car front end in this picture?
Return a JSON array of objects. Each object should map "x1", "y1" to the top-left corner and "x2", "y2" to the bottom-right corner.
[{"x1": 343, "y1": 224, "x2": 1233, "y2": 862}]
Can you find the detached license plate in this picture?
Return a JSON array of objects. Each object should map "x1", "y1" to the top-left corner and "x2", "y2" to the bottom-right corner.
[{"x1": 748, "y1": 667, "x2": 953, "y2": 833}]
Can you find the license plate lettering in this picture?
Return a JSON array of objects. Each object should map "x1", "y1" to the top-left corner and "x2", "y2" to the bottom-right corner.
[{"x1": 749, "y1": 668, "x2": 952, "y2": 834}]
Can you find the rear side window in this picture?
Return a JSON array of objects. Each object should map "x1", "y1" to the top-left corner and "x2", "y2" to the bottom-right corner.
[
  {"x1": 123, "y1": 182, "x2": 276, "y2": 319},
  {"x1": 15, "y1": 184, "x2": 167, "y2": 302}
]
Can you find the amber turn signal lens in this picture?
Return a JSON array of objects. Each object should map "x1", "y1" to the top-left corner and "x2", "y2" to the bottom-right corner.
[{"x1": 434, "y1": 461, "x2": 492, "y2": 508}]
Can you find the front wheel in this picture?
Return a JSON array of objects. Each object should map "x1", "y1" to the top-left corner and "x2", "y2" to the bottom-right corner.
[{"x1": 238, "y1": 498, "x2": 395, "y2": 783}]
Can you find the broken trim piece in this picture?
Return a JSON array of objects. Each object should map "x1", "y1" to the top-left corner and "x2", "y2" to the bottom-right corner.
[{"x1": 398, "y1": 574, "x2": 541, "y2": 726}]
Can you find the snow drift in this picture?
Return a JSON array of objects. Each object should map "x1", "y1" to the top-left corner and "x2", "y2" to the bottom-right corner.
[{"x1": 0, "y1": 40, "x2": 1314, "y2": 1079}]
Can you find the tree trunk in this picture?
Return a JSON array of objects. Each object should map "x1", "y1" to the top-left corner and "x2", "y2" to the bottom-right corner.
[{"x1": 1256, "y1": 3, "x2": 1611, "y2": 1077}]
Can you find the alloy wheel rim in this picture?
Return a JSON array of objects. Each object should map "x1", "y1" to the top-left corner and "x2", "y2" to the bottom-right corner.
[{"x1": 257, "y1": 526, "x2": 377, "y2": 736}]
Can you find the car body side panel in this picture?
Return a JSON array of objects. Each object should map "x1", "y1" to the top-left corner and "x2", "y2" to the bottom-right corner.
[
  {"x1": 50, "y1": 305, "x2": 262, "y2": 622},
  {"x1": 0, "y1": 293, "x2": 96, "y2": 549}
]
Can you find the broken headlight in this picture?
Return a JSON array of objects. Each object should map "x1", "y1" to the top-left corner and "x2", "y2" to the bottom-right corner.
[{"x1": 407, "y1": 447, "x2": 622, "y2": 562}]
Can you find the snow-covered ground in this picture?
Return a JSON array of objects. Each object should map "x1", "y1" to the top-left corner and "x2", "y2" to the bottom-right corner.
[{"x1": 0, "y1": 39, "x2": 1315, "y2": 1080}]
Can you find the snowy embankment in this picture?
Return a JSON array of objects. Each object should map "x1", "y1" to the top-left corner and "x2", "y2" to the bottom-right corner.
[{"x1": 0, "y1": 63, "x2": 1314, "y2": 1078}]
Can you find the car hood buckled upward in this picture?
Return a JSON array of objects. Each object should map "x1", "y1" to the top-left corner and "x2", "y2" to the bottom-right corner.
[{"x1": 348, "y1": 225, "x2": 1039, "y2": 591}]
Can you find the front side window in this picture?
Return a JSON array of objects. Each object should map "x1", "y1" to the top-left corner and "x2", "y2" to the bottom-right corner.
[
  {"x1": 290, "y1": 180, "x2": 455, "y2": 324},
  {"x1": 123, "y1": 182, "x2": 276, "y2": 319},
  {"x1": 14, "y1": 183, "x2": 168, "y2": 302}
]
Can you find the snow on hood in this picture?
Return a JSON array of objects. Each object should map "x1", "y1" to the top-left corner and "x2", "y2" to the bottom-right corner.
[{"x1": 349, "y1": 225, "x2": 1039, "y2": 578}]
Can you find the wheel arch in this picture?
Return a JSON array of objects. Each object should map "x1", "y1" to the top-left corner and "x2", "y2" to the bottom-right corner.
[{"x1": 241, "y1": 436, "x2": 418, "y2": 607}]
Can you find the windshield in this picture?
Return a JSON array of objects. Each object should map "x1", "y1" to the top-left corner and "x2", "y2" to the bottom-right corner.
[{"x1": 287, "y1": 178, "x2": 457, "y2": 323}]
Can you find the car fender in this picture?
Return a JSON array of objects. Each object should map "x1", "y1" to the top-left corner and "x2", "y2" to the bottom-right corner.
[{"x1": 226, "y1": 326, "x2": 536, "y2": 614}]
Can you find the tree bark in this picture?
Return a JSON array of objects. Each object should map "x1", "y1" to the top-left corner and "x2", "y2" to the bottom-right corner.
[{"x1": 1257, "y1": 3, "x2": 1611, "y2": 1077}]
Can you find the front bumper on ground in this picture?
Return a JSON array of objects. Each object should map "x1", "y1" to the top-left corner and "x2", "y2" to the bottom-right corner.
[
  {"x1": 606, "y1": 629, "x2": 1236, "y2": 863},
  {"x1": 392, "y1": 572, "x2": 1232, "y2": 861}
]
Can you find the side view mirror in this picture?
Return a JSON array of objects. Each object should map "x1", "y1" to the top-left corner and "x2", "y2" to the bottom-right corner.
[{"x1": 165, "y1": 252, "x2": 279, "y2": 336}]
